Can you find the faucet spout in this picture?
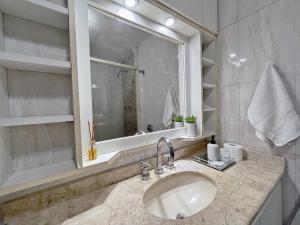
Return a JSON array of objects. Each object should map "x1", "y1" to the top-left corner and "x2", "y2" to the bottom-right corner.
[{"x1": 154, "y1": 137, "x2": 175, "y2": 174}]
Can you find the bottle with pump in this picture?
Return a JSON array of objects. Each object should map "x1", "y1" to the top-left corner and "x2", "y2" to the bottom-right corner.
[{"x1": 207, "y1": 135, "x2": 220, "y2": 161}]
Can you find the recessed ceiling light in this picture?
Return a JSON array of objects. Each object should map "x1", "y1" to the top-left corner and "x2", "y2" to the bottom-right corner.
[
  {"x1": 229, "y1": 53, "x2": 236, "y2": 58},
  {"x1": 239, "y1": 58, "x2": 247, "y2": 63},
  {"x1": 165, "y1": 17, "x2": 176, "y2": 26},
  {"x1": 124, "y1": 0, "x2": 138, "y2": 8}
]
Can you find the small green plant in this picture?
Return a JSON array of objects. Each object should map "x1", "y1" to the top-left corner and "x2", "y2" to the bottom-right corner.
[
  {"x1": 185, "y1": 115, "x2": 197, "y2": 123},
  {"x1": 174, "y1": 115, "x2": 184, "y2": 122}
]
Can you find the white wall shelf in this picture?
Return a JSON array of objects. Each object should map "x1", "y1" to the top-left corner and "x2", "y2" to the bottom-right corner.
[
  {"x1": 203, "y1": 107, "x2": 216, "y2": 112},
  {"x1": 0, "y1": 0, "x2": 69, "y2": 30},
  {"x1": 1, "y1": 160, "x2": 76, "y2": 188},
  {"x1": 201, "y1": 30, "x2": 216, "y2": 45},
  {"x1": 0, "y1": 52, "x2": 71, "y2": 75},
  {"x1": 0, "y1": 115, "x2": 74, "y2": 127},
  {"x1": 202, "y1": 57, "x2": 215, "y2": 68},
  {"x1": 203, "y1": 83, "x2": 216, "y2": 89},
  {"x1": 179, "y1": 131, "x2": 215, "y2": 142}
]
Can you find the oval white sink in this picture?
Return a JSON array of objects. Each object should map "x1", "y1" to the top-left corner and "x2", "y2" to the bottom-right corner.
[{"x1": 143, "y1": 172, "x2": 217, "y2": 220}]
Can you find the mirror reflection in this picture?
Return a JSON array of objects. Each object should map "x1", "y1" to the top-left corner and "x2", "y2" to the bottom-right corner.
[{"x1": 89, "y1": 7, "x2": 181, "y2": 142}]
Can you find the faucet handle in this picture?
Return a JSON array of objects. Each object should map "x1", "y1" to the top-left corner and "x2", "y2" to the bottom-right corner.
[
  {"x1": 140, "y1": 161, "x2": 151, "y2": 169},
  {"x1": 166, "y1": 156, "x2": 175, "y2": 169},
  {"x1": 140, "y1": 161, "x2": 151, "y2": 180}
]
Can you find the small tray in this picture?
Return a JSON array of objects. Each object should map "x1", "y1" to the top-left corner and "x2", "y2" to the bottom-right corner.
[{"x1": 193, "y1": 152, "x2": 235, "y2": 171}]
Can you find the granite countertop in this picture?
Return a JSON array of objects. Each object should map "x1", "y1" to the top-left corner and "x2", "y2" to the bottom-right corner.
[{"x1": 60, "y1": 150, "x2": 284, "y2": 225}]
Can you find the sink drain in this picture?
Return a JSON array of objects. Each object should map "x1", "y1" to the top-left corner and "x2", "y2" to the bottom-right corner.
[{"x1": 176, "y1": 213, "x2": 185, "y2": 219}]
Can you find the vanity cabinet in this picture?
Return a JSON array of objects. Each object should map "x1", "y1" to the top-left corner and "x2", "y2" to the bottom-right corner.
[
  {"x1": 158, "y1": 0, "x2": 218, "y2": 34},
  {"x1": 251, "y1": 181, "x2": 282, "y2": 225},
  {"x1": 0, "y1": 0, "x2": 75, "y2": 189}
]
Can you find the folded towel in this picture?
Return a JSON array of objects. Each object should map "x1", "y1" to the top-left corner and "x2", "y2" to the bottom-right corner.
[
  {"x1": 247, "y1": 62, "x2": 300, "y2": 147},
  {"x1": 163, "y1": 87, "x2": 179, "y2": 128}
]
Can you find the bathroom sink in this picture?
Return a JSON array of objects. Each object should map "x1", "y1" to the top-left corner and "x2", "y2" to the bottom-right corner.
[{"x1": 143, "y1": 171, "x2": 217, "y2": 220}]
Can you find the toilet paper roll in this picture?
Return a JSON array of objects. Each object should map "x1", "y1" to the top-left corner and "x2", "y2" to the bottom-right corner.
[{"x1": 224, "y1": 143, "x2": 243, "y2": 162}]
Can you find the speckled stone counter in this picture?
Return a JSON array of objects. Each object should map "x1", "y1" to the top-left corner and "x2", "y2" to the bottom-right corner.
[{"x1": 3, "y1": 150, "x2": 284, "y2": 225}]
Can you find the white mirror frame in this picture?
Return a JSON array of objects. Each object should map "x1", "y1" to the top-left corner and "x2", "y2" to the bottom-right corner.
[{"x1": 69, "y1": 0, "x2": 193, "y2": 168}]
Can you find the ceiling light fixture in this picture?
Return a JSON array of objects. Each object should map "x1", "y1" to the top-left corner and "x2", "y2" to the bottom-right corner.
[
  {"x1": 124, "y1": 0, "x2": 138, "y2": 8},
  {"x1": 165, "y1": 17, "x2": 176, "y2": 26}
]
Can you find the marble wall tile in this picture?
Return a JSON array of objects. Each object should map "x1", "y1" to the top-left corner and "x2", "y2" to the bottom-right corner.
[
  {"x1": 237, "y1": 0, "x2": 278, "y2": 20},
  {"x1": 238, "y1": 0, "x2": 295, "y2": 89},
  {"x1": 216, "y1": 23, "x2": 239, "y2": 86},
  {"x1": 296, "y1": 0, "x2": 300, "y2": 117},
  {"x1": 218, "y1": 84, "x2": 240, "y2": 143},
  {"x1": 4, "y1": 14, "x2": 70, "y2": 61},
  {"x1": 295, "y1": 0, "x2": 300, "y2": 211},
  {"x1": 218, "y1": 0, "x2": 238, "y2": 30}
]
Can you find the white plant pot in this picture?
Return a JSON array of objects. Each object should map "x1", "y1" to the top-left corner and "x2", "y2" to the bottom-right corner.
[
  {"x1": 186, "y1": 123, "x2": 197, "y2": 137},
  {"x1": 174, "y1": 121, "x2": 184, "y2": 128}
]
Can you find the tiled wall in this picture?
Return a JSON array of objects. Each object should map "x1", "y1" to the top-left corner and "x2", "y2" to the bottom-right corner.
[{"x1": 217, "y1": 0, "x2": 300, "y2": 222}]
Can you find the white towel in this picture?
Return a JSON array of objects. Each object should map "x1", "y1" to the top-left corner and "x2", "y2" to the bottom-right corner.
[
  {"x1": 163, "y1": 87, "x2": 179, "y2": 128},
  {"x1": 247, "y1": 62, "x2": 300, "y2": 147}
]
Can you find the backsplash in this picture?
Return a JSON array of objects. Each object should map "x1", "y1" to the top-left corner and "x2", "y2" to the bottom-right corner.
[{"x1": 217, "y1": 0, "x2": 300, "y2": 222}]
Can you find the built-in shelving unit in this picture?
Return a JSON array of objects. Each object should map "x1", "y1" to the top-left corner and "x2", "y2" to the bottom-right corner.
[
  {"x1": 0, "y1": 52, "x2": 71, "y2": 75},
  {"x1": 203, "y1": 107, "x2": 216, "y2": 112},
  {"x1": 0, "y1": 115, "x2": 74, "y2": 127},
  {"x1": 201, "y1": 31, "x2": 217, "y2": 136},
  {"x1": 0, "y1": 0, "x2": 75, "y2": 190},
  {"x1": 202, "y1": 57, "x2": 215, "y2": 68},
  {"x1": 0, "y1": 0, "x2": 69, "y2": 30},
  {"x1": 203, "y1": 83, "x2": 216, "y2": 89}
]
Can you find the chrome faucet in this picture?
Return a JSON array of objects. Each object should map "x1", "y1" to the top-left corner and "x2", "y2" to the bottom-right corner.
[{"x1": 154, "y1": 137, "x2": 175, "y2": 174}]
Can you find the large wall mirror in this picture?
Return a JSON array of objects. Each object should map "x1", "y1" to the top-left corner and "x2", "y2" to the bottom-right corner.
[{"x1": 88, "y1": 6, "x2": 184, "y2": 142}]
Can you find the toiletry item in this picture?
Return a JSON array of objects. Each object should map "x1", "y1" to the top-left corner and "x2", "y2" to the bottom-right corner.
[
  {"x1": 88, "y1": 122, "x2": 97, "y2": 160},
  {"x1": 224, "y1": 143, "x2": 243, "y2": 162},
  {"x1": 220, "y1": 148, "x2": 231, "y2": 162},
  {"x1": 207, "y1": 135, "x2": 220, "y2": 161}
]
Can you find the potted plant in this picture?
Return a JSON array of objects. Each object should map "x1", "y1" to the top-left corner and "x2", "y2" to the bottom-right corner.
[
  {"x1": 174, "y1": 115, "x2": 184, "y2": 128},
  {"x1": 185, "y1": 115, "x2": 197, "y2": 137}
]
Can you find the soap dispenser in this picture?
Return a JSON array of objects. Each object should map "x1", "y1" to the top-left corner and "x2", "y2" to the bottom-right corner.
[{"x1": 207, "y1": 135, "x2": 220, "y2": 161}]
